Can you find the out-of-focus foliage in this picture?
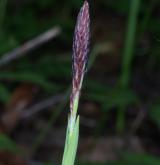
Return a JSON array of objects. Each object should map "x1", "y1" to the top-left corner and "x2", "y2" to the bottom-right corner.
[
  {"x1": 0, "y1": 134, "x2": 20, "y2": 153},
  {"x1": 77, "y1": 153, "x2": 160, "y2": 165},
  {"x1": 0, "y1": 0, "x2": 160, "y2": 164},
  {"x1": 150, "y1": 104, "x2": 160, "y2": 127}
]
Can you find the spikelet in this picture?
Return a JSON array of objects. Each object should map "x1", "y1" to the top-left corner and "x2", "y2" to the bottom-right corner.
[{"x1": 70, "y1": 0, "x2": 90, "y2": 113}]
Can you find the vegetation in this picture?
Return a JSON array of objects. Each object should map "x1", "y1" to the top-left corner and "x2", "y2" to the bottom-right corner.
[{"x1": 0, "y1": 0, "x2": 160, "y2": 165}]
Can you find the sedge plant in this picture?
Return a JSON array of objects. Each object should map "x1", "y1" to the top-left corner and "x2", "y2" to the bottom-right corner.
[{"x1": 62, "y1": 1, "x2": 90, "y2": 165}]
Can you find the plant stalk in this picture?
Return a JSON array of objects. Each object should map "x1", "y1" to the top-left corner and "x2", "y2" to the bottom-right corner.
[{"x1": 117, "y1": 0, "x2": 141, "y2": 134}]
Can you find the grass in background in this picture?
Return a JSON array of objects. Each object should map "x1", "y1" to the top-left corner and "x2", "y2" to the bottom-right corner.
[
  {"x1": 0, "y1": 0, "x2": 160, "y2": 164},
  {"x1": 116, "y1": 0, "x2": 141, "y2": 133}
]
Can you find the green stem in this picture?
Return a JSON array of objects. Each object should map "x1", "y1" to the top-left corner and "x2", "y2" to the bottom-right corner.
[
  {"x1": 120, "y1": 0, "x2": 141, "y2": 88},
  {"x1": 116, "y1": 106, "x2": 125, "y2": 134},
  {"x1": 117, "y1": 0, "x2": 141, "y2": 134},
  {"x1": 62, "y1": 116, "x2": 79, "y2": 165}
]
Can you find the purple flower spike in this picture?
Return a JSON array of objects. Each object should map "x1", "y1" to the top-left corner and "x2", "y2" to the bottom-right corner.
[{"x1": 70, "y1": 0, "x2": 90, "y2": 113}]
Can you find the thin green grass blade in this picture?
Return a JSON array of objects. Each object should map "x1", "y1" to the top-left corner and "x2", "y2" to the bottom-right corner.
[{"x1": 62, "y1": 116, "x2": 79, "y2": 165}]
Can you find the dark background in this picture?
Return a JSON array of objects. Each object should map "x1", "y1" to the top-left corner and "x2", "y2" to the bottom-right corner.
[{"x1": 0, "y1": 0, "x2": 160, "y2": 164}]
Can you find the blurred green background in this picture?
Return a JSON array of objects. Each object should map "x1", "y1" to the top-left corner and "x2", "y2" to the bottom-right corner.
[{"x1": 0, "y1": 0, "x2": 160, "y2": 164}]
